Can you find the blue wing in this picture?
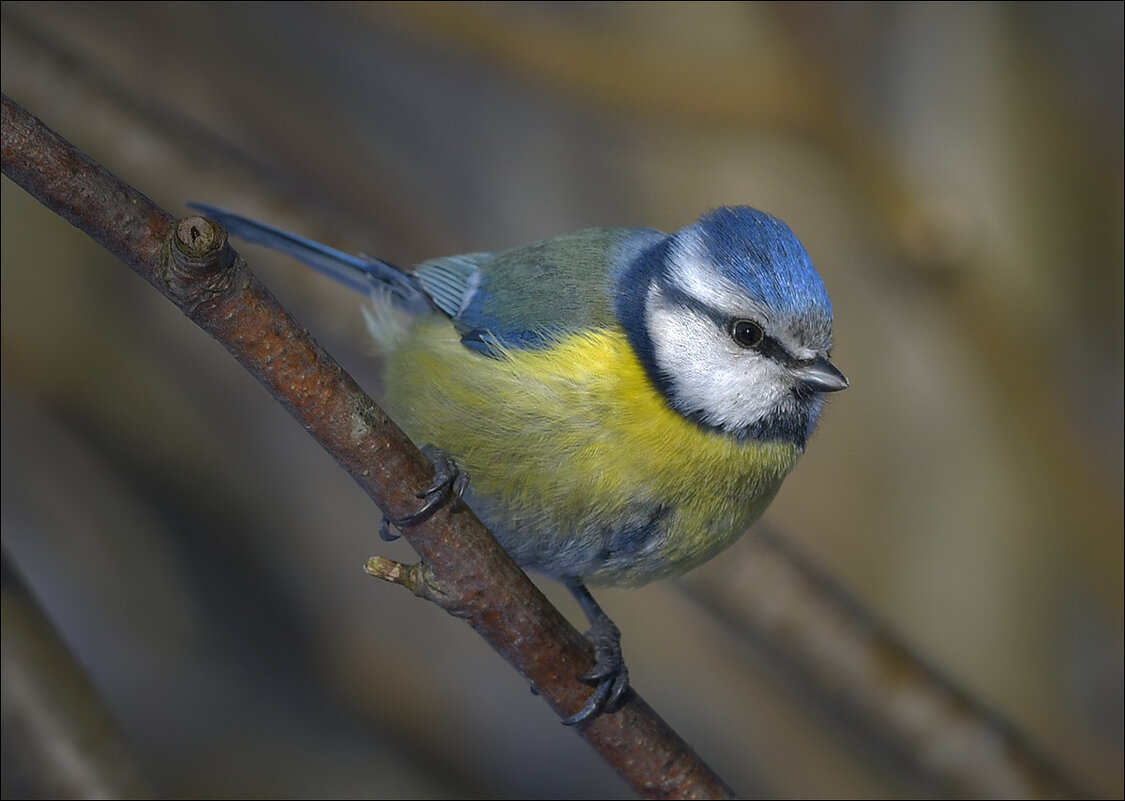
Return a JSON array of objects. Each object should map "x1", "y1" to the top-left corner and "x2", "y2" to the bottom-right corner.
[
  {"x1": 418, "y1": 228, "x2": 663, "y2": 355},
  {"x1": 192, "y1": 204, "x2": 663, "y2": 357}
]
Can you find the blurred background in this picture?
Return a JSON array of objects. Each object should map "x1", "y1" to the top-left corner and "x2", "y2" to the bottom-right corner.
[{"x1": 2, "y1": 2, "x2": 1121, "y2": 798}]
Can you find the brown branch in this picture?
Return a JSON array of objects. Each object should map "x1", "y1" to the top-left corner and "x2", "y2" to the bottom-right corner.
[{"x1": 1, "y1": 92, "x2": 734, "y2": 800}]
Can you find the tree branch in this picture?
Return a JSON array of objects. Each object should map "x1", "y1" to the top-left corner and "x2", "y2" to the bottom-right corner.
[{"x1": 1, "y1": 92, "x2": 734, "y2": 800}]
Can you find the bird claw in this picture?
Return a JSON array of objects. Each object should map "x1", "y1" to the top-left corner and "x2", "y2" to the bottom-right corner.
[
  {"x1": 562, "y1": 586, "x2": 632, "y2": 726},
  {"x1": 380, "y1": 445, "x2": 469, "y2": 541},
  {"x1": 378, "y1": 517, "x2": 400, "y2": 542}
]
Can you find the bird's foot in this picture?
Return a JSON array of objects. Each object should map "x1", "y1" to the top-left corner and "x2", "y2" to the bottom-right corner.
[
  {"x1": 379, "y1": 445, "x2": 470, "y2": 542},
  {"x1": 563, "y1": 583, "x2": 632, "y2": 725}
]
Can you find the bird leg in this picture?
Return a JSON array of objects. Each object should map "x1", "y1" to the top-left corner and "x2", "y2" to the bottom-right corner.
[
  {"x1": 379, "y1": 444, "x2": 470, "y2": 541},
  {"x1": 562, "y1": 582, "x2": 631, "y2": 725}
]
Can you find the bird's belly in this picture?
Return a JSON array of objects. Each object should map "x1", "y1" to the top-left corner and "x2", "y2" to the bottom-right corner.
[
  {"x1": 473, "y1": 477, "x2": 786, "y2": 587},
  {"x1": 384, "y1": 319, "x2": 801, "y2": 586}
]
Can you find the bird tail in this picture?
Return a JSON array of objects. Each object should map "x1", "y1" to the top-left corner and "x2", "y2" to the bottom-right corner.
[{"x1": 187, "y1": 204, "x2": 432, "y2": 316}]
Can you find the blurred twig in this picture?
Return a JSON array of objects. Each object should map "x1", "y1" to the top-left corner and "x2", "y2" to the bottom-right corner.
[
  {"x1": 0, "y1": 6, "x2": 443, "y2": 257},
  {"x1": 680, "y1": 526, "x2": 1087, "y2": 799},
  {"x1": 1, "y1": 549, "x2": 151, "y2": 799},
  {"x1": 0, "y1": 93, "x2": 734, "y2": 800}
]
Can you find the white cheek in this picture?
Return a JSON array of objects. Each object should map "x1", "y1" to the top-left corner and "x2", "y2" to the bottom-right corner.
[{"x1": 647, "y1": 301, "x2": 790, "y2": 432}]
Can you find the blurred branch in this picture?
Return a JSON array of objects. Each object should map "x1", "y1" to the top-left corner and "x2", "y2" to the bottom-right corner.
[
  {"x1": 0, "y1": 93, "x2": 735, "y2": 800},
  {"x1": 0, "y1": 5, "x2": 445, "y2": 256},
  {"x1": 680, "y1": 527, "x2": 1087, "y2": 799},
  {"x1": 1, "y1": 548, "x2": 151, "y2": 799},
  {"x1": 374, "y1": 2, "x2": 823, "y2": 130}
]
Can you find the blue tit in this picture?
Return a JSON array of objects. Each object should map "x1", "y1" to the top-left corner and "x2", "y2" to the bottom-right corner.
[{"x1": 190, "y1": 203, "x2": 848, "y2": 722}]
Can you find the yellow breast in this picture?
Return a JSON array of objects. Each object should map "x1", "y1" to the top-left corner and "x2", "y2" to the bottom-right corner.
[{"x1": 384, "y1": 317, "x2": 801, "y2": 585}]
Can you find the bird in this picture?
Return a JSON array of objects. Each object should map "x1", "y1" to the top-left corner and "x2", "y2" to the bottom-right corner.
[{"x1": 190, "y1": 203, "x2": 848, "y2": 724}]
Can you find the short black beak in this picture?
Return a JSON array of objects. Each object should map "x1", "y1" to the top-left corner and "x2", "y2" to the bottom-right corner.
[{"x1": 797, "y1": 358, "x2": 849, "y2": 393}]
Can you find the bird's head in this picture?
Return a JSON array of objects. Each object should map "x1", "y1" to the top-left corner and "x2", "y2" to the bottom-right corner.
[{"x1": 618, "y1": 206, "x2": 847, "y2": 448}]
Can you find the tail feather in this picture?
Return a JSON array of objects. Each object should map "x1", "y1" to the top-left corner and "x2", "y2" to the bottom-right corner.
[{"x1": 188, "y1": 204, "x2": 432, "y2": 314}]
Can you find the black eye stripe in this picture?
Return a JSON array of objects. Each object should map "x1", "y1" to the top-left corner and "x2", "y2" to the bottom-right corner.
[
  {"x1": 656, "y1": 279, "x2": 807, "y2": 367},
  {"x1": 756, "y1": 335, "x2": 796, "y2": 365}
]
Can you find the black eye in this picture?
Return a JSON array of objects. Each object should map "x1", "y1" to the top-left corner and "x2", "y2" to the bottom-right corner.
[{"x1": 729, "y1": 319, "x2": 764, "y2": 349}]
